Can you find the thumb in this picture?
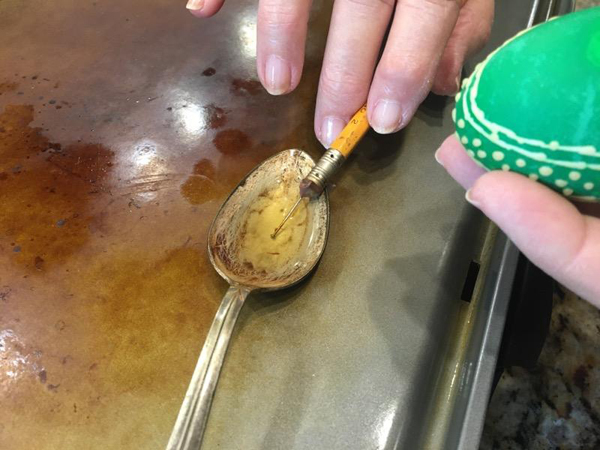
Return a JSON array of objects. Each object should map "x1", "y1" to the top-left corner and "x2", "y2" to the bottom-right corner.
[{"x1": 467, "y1": 171, "x2": 600, "y2": 305}]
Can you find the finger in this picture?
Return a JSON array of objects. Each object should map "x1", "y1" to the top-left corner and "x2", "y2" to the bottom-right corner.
[
  {"x1": 467, "y1": 171, "x2": 600, "y2": 304},
  {"x1": 186, "y1": 0, "x2": 226, "y2": 18},
  {"x1": 314, "y1": 0, "x2": 395, "y2": 147},
  {"x1": 367, "y1": 0, "x2": 461, "y2": 134},
  {"x1": 435, "y1": 134, "x2": 486, "y2": 189},
  {"x1": 257, "y1": 0, "x2": 313, "y2": 95},
  {"x1": 432, "y1": 0, "x2": 494, "y2": 95}
]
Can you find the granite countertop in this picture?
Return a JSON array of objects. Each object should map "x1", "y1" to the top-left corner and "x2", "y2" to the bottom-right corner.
[
  {"x1": 480, "y1": 3, "x2": 600, "y2": 447},
  {"x1": 481, "y1": 286, "x2": 600, "y2": 448}
]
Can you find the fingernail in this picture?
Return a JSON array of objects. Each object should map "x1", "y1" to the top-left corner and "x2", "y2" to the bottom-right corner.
[
  {"x1": 264, "y1": 55, "x2": 291, "y2": 95},
  {"x1": 454, "y1": 75, "x2": 461, "y2": 94},
  {"x1": 320, "y1": 116, "x2": 345, "y2": 148},
  {"x1": 371, "y1": 99, "x2": 403, "y2": 134},
  {"x1": 434, "y1": 148, "x2": 444, "y2": 167},
  {"x1": 186, "y1": 0, "x2": 204, "y2": 11},
  {"x1": 465, "y1": 189, "x2": 481, "y2": 207}
]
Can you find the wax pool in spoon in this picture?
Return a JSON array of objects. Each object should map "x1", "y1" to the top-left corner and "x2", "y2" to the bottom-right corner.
[
  {"x1": 237, "y1": 183, "x2": 309, "y2": 273},
  {"x1": 454, "y1": 7, "x2": 600, "y2": 201}
]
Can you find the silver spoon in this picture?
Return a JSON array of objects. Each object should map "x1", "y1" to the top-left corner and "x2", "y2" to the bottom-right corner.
[{"x1": 166, "y1": 149, "x2": 330, "y2": 450}]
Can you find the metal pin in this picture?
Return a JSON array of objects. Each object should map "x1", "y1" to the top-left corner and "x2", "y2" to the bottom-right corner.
[{"x1": 271, "y1": 197, "x2": 303, "y2": 239}]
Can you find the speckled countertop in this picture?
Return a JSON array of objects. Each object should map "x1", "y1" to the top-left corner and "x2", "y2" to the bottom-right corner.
[
  {"x1": 481, "y1": 286, "x2": 600, "y2": 448},
  {"x1": 480, "y1": 3, "x2": 600, "y2": 448}
]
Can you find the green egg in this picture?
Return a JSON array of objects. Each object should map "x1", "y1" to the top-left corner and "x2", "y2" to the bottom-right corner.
[{"x1": 453, "y1": 7, "x2": 600, "y2": 202}]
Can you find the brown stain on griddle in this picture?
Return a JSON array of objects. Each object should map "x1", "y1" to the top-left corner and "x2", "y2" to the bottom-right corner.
[
  {"x1": 87, "y1": 246, "x2": 224, "y2": 394},
  {"x1": 180, "y1": 159, "x2": 219, "y2": 205},
  {"x1": 191, "y1": 159, "x2": 216, "y2": 178},
  {"x1": 2, "y1": 245, "x2": 226, "y2": 442},
  {"x1": 230, "y1": 79, "x2": 262, "y2": 96},
  {"x1": 204, "y1": 104, "x2": 227, "y2": 129},
  {"x1": 0, "y1": 81, "x2": 18, "y2": 95},
  {"x1": 213, "y1": 129, "x2": 252, "y2": 155},
  {"x1": 0, "y1": 104, "x2": 114, "y2": 271},
  {"x1": 202, "y1": 67, "x2": 216, "y2": 77}
]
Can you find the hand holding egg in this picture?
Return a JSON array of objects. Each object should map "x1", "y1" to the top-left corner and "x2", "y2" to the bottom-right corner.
[
  {"x1": 440, "y1": 8, "x2": 600, "y2": 304},
  {"x1": 437, "y1": 135, "x2": 600, "y2": 304}
]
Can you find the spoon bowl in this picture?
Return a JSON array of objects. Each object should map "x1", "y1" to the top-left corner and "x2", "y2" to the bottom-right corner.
[
  {"x1": 167, "y1": 149, "x2": 330, "y2": 450},
  {"x1": 209, "y1": 149, "x2": 329, "y2": 290}
]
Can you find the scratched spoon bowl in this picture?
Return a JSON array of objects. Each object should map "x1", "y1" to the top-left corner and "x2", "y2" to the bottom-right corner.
[{"x1": 166, "y1": 149, "x2": 330, "y2": 450}]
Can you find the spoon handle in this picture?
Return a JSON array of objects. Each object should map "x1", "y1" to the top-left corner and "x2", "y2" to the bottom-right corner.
[{"x1": 166, "y1": 286, "x2": 250, "y2": 450}]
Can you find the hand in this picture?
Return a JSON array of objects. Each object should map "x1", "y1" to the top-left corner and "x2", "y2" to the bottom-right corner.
[
  {"x1": 436, "y1": 135, "x2": 600, "y2": 305},
  {"x1": 186, "y1": 0, "x2": 494, "y2": 147}
]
